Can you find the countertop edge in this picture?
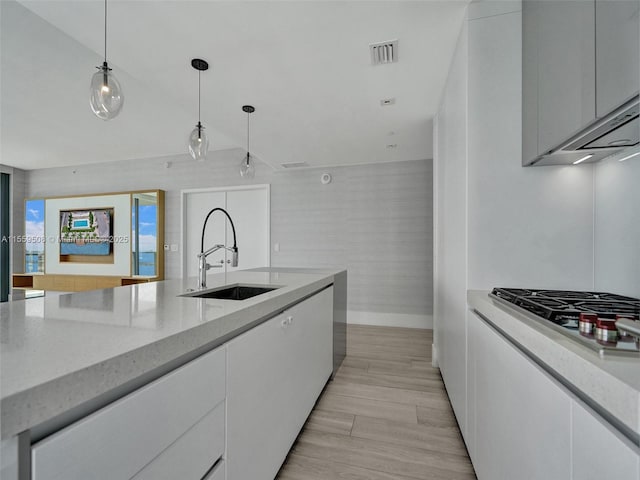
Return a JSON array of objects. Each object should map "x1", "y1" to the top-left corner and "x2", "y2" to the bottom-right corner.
[
  {"x1": 1, "y1": 274, "x2": 336, "y2": 439},
  {"x1": 467, "y1": 289, "x2": 640, "y2": 440}
]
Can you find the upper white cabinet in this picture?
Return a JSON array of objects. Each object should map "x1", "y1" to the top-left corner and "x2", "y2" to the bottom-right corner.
[
  {"x1": 522, "y1": 0, "x2": 640, "y2": 165},
  {"x1": 522, "y1": 0, "x2": 596, "y2": 163},
  {"x1": 595, "y1": 0, "x2": 640, "y2": 116}
]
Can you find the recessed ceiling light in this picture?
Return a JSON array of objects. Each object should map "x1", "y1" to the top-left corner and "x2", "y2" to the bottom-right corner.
[
  {"x1": 573, "y1": 154, "x2": 593, "y2": 165},
  {"x1": 380, "y1": 98, "x2": 396, "y2": 106},
  {"x1": 618, "y1": 151, "x2": 640, "y2": 162},
  {"x1": 281, "y1": 162, "x2": 309, "y2": 169}
]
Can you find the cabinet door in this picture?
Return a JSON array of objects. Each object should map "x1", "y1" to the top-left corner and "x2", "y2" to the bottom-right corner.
[
  {"x1": 571, "y1": 400, "x2": 640, "y2": 480},
  {"x1": 284, "y1": 287, "x2": 333, "y2": 429},
  {"x1": 434, "y1": 17, "x2": 468, "y2": 433},
  {"x1": 32, "y1": 346, "x2": 226, "y2": 480},
  {"x1": 536, "y1": 0, "x2": 596, "y2": 155},
  {"x1": 596, "y1": 0, "x2": 640, "y2": 117},
  {"x1": 226, "y1": 287, "x2": 333, "y2": 480},
  {"x1": 131, "y1": 401, "x2": 225, "y2": 480},
  {"x1": 467, "y1": 312, "x2": 571, "y2": 480}
]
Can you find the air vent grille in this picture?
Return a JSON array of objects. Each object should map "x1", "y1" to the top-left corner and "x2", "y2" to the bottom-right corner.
[
  {"x1": 370, "y1": 40, "x2": 398, "y2": 65},
  {"x1": 281, "y1": 162, "x2": 309, "y2": 169}
]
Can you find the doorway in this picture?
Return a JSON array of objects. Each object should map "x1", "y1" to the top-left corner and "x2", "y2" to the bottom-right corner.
[{"x1": 181, "y1": 185, "x2": 270, "y2": 280}]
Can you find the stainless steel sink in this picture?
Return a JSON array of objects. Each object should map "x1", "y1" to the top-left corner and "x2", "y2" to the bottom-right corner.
[{"x1": 180, "y1": 284, "x2": 279, "y2": 300}]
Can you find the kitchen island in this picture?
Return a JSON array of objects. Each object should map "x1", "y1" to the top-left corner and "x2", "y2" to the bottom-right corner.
[
  {"x1": 466, "y1": 290, "x2": 639, "y2": 479},
  {"x1": 1, "y1": 268, "x2": 346, "y2": 480}
]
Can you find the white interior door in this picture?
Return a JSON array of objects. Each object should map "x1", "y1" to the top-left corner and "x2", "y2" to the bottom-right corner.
[
  {"x1": 225, "y1": 188, "x2": 269, "y2": 272},
  {"x1": 182, "y1": 186, "x2": 270, "y2": 280},
  {"x1": 184, "y1": 191, "x2": 227, "y2": 279}
]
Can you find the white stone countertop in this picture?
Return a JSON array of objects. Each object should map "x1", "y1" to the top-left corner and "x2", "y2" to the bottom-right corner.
[
  {"x1": 468, "y1": 290, "x2": 640, "y2": 441},
  {"x1": 1, "y1": 268, "x2": 340, "y2": 439}
]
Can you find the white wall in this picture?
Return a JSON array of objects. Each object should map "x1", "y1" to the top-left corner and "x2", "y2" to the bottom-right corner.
[
  {"x1": 466, "y1": 5, "x2": 594, "y2": 291},
  {"x1": 23, "y1": 152, "x2": 433, "y2": 328},
  {"x1": 594, "y1": 151, "x2": 640, "y2": 297}
]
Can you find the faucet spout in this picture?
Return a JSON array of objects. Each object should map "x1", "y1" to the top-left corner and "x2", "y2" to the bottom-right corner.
[{"x1": 198, "y1": 208, "x2": 239, "y2": 289}]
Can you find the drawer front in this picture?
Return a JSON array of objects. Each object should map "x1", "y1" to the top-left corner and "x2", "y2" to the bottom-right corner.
[
  {"x1": 132, "y1": 401, "x2": 225, "y2": 480},
  {"x1": 32, "y1": 346, "x2": 226, "y2": 480}
]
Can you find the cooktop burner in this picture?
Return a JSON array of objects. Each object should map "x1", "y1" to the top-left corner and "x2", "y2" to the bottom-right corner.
[{"x1": 490, "y1": 288, "x2": 640, "y2": 355}]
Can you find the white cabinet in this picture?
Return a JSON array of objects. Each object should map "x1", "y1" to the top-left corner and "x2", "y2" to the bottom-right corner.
[
  {"x1": 466, "y1": 311, "x2": 571, "y2": 480},
  {"x1": 433, "y1": 13, "x2": 469, "y2": 435},
  {"x1": 131, "y1": 401, "x2": 225, "y2": 480},
  {"x1": 467, "y1": 310, "x2": 640, "y2": 480},
  {"x1": 571, "y1": 400, "x2": 640, "y2": 480},
  {"x1": 535, "y1": 0, "x2": 596, "y2": 156},
  {"x1": 522, "y1": 0, "x2": 596, "y2": 162},
  {"x1": 522, "y1": 0, "x2": 639, "y2": 165},
  {"x1": 32, "y1": 346, "x2": 226, "y2": 480},
  {"x1": 226, "y1": 287, "x2": 333, "y2": 480},
  {"x1": 595, "y1": 0, "x2": 640, "y2": 117}
]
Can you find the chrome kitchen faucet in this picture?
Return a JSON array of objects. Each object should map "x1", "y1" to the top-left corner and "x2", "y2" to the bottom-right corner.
[{"x1": 197, "y1": 208, "x2": 238, "y2": 289}]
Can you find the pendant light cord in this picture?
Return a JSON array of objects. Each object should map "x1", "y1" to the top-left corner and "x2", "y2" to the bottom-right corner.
[
  {"x1": 104, "y1": 0, "x2": 107, "y2": 61},
  {"x1": 246, "y1": 110, "x2": 250, "y2": 157},
  {"x1": 198, "y1": 71, "x2": 201, "y2": 123}
]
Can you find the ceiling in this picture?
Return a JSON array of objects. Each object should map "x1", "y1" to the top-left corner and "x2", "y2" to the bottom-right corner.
[{"x1": 1, "y1": 0, "x2": 468, "y2": 171}]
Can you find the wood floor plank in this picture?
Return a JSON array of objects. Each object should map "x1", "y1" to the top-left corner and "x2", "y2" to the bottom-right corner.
[
  {"x1": 315, "y1": 393, "x2": 418, "y2": 424},
  {"x1": 316, "y1": 393, "x2": 418, "y2": 423},
  {"x1": 278, "y1": 453, "x2": 420, "y2": 480},
  {"x1": 351, "y1": 415, "x2": 469, "y2": 455},
  {"x1": 365, "y1": 358, "x2": 441, "y2": 379},
  {"x1": 340, "y1": 357, "x2": 369, "y2": 371},
  {"x1": 303, "y1": 409, "x2": 354, "y2": 436},
  {"x1": 348, "y1": 343, "x2": 431, "y2": 360},
  {"x1": 335, "y1": 365, "x2": 446, "y2": 393},
  {"x1": 326, "y1": 381, "x2": 453, "y2": 411},
  {"x1": 417, "y1": 405, "x2": 460, "y2": 429},
  {"x1": 290, "y1": 430, "x2": 476, "y2": 480}
]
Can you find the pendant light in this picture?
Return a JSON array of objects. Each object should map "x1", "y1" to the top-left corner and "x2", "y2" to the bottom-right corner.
[
  {"x1": 89, "y1": 0, "x2": 124, "y2": 120},
  {"x1": 188, "y1": 59, "x2": 210, "y2": 161},
  {"x1": 239, "y1": 105, "x2": 256, "y2": 178}
]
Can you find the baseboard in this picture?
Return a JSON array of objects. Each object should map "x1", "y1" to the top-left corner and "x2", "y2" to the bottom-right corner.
[
  {"x1": 347, "y1": 310, "x2": 433, "y2": 329},
  {"x1": 431, "y1": 343, "x2": 439, "y2": 368}
]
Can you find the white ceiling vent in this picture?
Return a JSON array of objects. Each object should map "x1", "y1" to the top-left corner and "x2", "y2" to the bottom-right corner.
[
  {"x1": 281, "y1": 161, "x2": 310, "y2": 169},
  {"x1": 370, "y1": 40, "x2": 398, "y2": 65}
]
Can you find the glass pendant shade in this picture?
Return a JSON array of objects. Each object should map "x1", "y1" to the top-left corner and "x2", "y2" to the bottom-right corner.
[
  {"x1": 239, "y1": 153, "x2": 255, "y2": 178},
  {"x1": 90, "y1": 62, "x2": 124, "y2": 120},
  {"x1": 189, "y1": 122, "x2": 209, "y2": 161}
]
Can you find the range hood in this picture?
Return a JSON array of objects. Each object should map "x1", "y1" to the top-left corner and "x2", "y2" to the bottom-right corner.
[{"x1": 527, "y1": 95, "x2": 639, "y2": 166}]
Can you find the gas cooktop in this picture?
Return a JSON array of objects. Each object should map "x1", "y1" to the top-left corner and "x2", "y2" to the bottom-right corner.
[{"x1": 489, "y1": 288, "x2": 640, "y2": 356}]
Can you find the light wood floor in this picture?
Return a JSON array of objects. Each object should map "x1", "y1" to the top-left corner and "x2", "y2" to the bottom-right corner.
[{"x1": 276, "y1": 324, "x2": 477, "y2": 480}]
